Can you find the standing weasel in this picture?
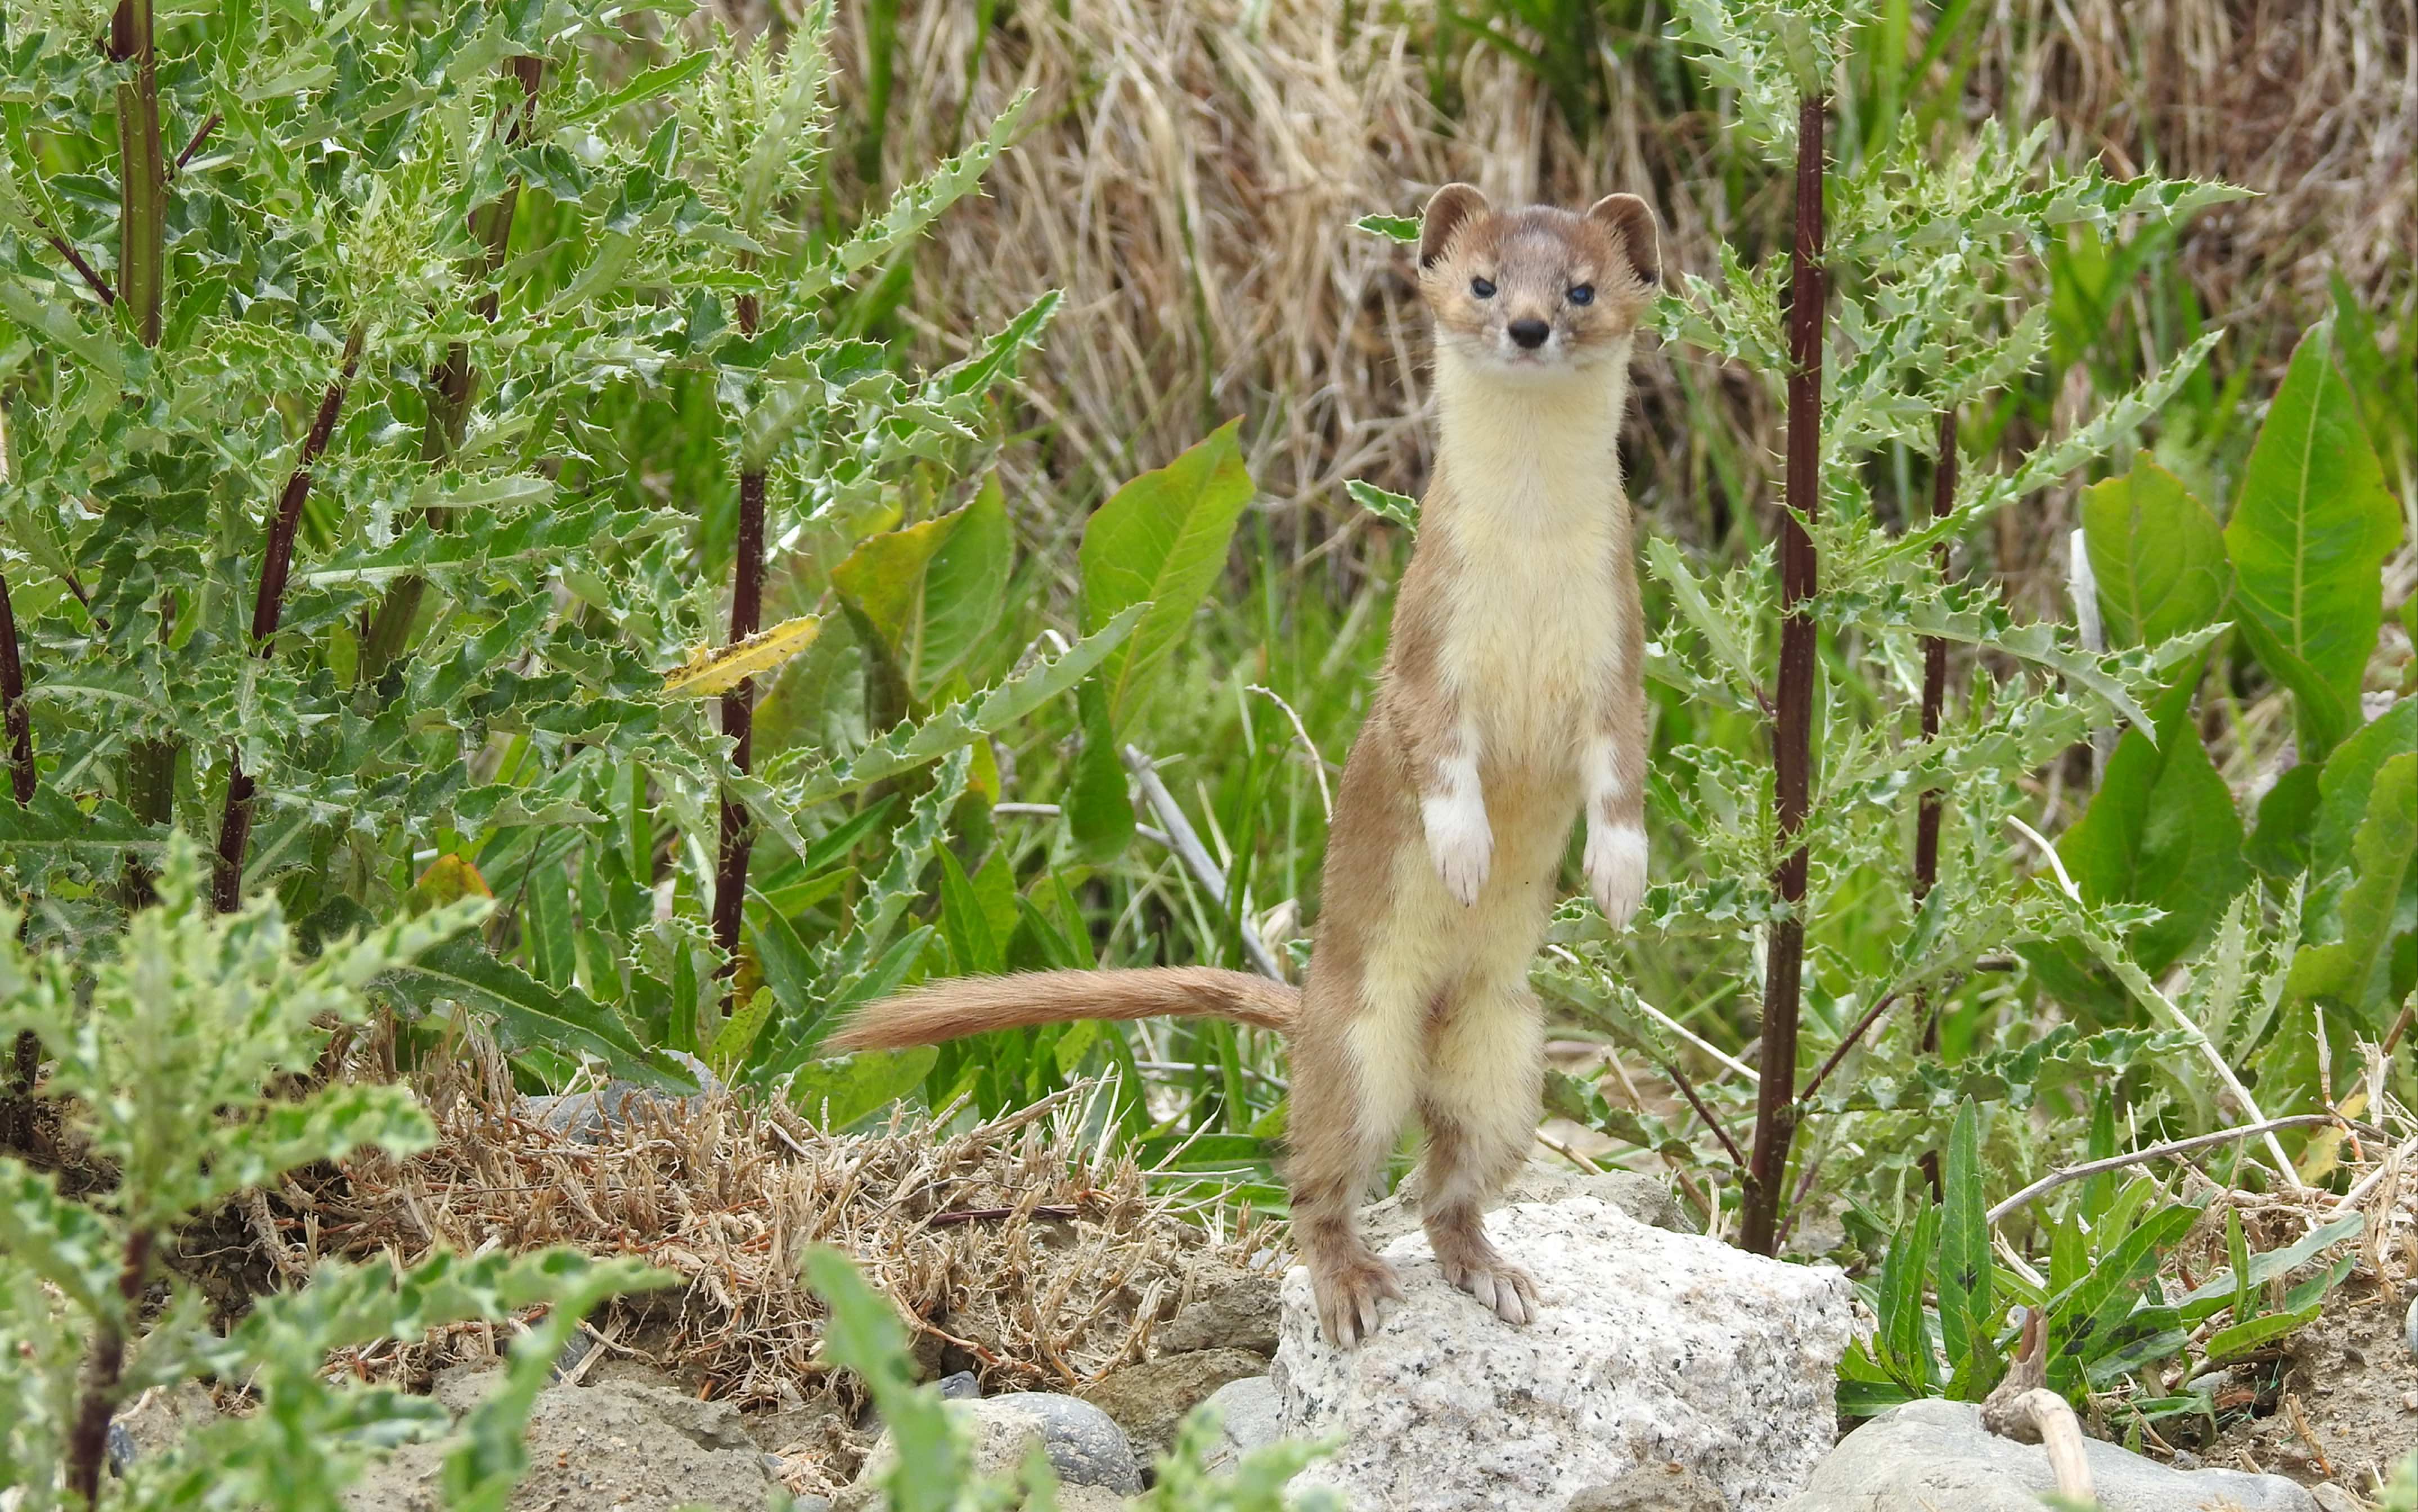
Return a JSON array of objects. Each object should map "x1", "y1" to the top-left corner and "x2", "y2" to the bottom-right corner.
[{"x1": 828, "y1": 184, "x2": 1657, "y2": 1346}]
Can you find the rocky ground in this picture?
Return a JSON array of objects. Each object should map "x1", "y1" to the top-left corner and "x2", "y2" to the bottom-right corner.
[{"x1": 104, "y1": 1089, "x2": 2418, "y2": 1512}]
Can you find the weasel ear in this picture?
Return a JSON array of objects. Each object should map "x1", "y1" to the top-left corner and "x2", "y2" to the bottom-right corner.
[
  {"x1": 1419, "y1": 183, "x2": 1489, "y2": 270},
  {"x1": 1586, "y1": 193, "x2": 1660, "y2": 286}
]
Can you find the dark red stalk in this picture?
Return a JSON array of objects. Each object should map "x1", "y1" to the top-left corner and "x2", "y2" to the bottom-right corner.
[
  {"x1": 64, "y1": 1227, "x2": 154, "y2": 1508},
  {"x1": 112, "y1": 0, "x2": 172, "y2": 905},
  {"x1": 711, "y1": 294, "x2": 766, "y2": 998},
  {"x1": 170, "y1": 110, "x2": 220, "y2": 176},
  {"x1": 1742, "y1": 94, "x2": 1827, "y2": 1258},
  {"x1": 1914, "y1": 408, "x2": 1957, "y2": 1045},
  {"x1": 0, "y1": 573, "x2": 33, "y2": 806},
  {"x1": 42, "y1": 227, "x2": 116, "y2": 307},
  {"x1": 358, "y1": 57, "x2": 544, "y2": 689},
  {"x1": 214, "y1": 335, "x2": 363, "y2": 912}
]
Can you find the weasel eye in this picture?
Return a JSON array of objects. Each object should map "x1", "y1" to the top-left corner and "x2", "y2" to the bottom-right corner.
[
  {"x1": 1568, "y1": 285, "x2": 1595, "y2": 305},
  {"x1": 1470, "y1": 276, "x2": 1496, "y2": 299}
]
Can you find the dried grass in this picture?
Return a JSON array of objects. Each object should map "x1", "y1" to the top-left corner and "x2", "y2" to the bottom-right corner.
[
  {"x1": 833, "y1": 0, "x2": 2410, "y2": 585},
  {"x1": 269, "y1": 1040, "x2": 1268, "y2": 1412}
]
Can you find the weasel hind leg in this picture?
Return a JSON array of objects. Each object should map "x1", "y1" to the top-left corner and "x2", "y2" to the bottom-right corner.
[
  {"x1": 1417, "y1": 974, "x2": 1544, "y2": 1325},
  {"x1": 1287, "y1": 974, "x2": 1420, "y2": 1347}
]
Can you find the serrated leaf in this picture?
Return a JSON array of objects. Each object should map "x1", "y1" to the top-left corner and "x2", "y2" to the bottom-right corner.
[
  {"x1": 1345, "y1": 478, "x2": 1418, "y2": 532},
  {"x1": 777, "y1": 603, "x2": 1140, "y2": 809},
  {"x1": 662, "y1": 614, "x2": 824, "y2": 698},
  {"x1": 376, "y1": 934, "x2": 676, "y2": 1086},
  {"x1": 2224, "y1": 326, "x2": 2404, "y2": 759}
]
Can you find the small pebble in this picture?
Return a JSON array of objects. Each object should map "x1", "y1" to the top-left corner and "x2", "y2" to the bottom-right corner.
[
  {"x1": 2402, "y1": 1390, "x2": 2417, "y2": 1412},
  {"x1": 937, "y1": 1371, "x2": 982, "y2": 1400},
  {"x1": 2404, "y1": 1290, "x2": 2417, "y2": 1358}
]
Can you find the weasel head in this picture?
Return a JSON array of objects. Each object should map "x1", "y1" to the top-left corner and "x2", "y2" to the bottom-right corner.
[{"x1": 1415, "y1": 184, "x2": 1659, "y2": 390}]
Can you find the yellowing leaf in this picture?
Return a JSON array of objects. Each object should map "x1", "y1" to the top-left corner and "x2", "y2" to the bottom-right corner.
[
  {"x1": 662, "y1": 615, "x2": 824, "y2": 698},
  {"x1": 406, "y1": 854, "x2": 492, "y2": 915}
]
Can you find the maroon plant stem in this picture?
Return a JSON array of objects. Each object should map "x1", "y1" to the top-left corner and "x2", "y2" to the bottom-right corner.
[
  {"x1": 170, "y1": 110, "x2": 220, "y2": 176},
  {"x1": 111, "y1": 0, "x2": 163, "y2": 346},
  {"x1": 1, "y1": 572, "x2": 33, "y2": 806},
  {"x1": 214, "y1": 335, "x2": 363, "y2": 912},
  {"x1": 711, "y1": 295, "x2": 766, "y2": 997},
  {"x1": 1799, "y1": 992, "x2": 1900, "y2": 1106},
  {"x1": 43, "y1": 228, "x2": 116, "y2": 307},
  {"x1": 358, "y1": 57, "x2": 544, "y2": 690},
  {"x1": 64, "y1": 1227, "x2": 154, "y2": 1509},
  {"x1": 1915, "y1": 408, "x2": 1957, "y2": 1047},
  {"x1": 1742, "y1": 94, "x2": 1827, "y2": 1258},
  {"x1": 1665, "y1": 1059, "x2": 1746, "y2": 1169}
]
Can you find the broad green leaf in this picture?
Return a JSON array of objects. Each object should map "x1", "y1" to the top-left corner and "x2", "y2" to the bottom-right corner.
[
  {"x1": 2312, "y1": 697, "x2": 2416, "y2": 878},
  {"x1": 1355, "y1": 213, "x2": 1421, "y2": 243},
  {"x1": 1079, "y1": 417, "x2": 1255, "y2": 730},
  {"x1": 1876, "y1": 1203, "x2": 1939, "y2": 1391},
  {"x1": 2245, "y1": 764, "x2": 2321, "y2": 879},
  {"x1": 2057, "y1": 667, "x2": 2247, "y2": 974},
  {"x1": 936, "y1": 849, "x2": 1003, "y2": 976},
  {"x1": 377, "y1": 935, "x2": 676, "y2": 1086},
  {"x1": 523, "y1": 862, "x2": 577, "y2": 991},
  {"x1": 1936, "y1": 1099, "x2": 1994, "y2": 1379},
  {"x1": 2282, "y1": 752, "x2": 2418, "y2": 1028},
  {"x1": 1068, "y1": 683, "x2": 1135, "y2": 860},
  {"x1": 785, "y1": 1047, "x2": 938, "y2": 1130},
  {"x1": 2181, "y1": 1211, "x2": 2363, "y2": 1324},
  {"x1": 2204, "y1": 1303, "x2": 2324, "y2": 1367},
  {"x1": 707, "y1": 988, "x2": 776, "y2": 1080},
  {"x1": 2082, "y1": 455, "x2": 2230, "y2": 647},
  {"x1": 776, "y1": 604, "x2": 1141, "y2": 810},
  {"x1": 2223, "y1": 327, "x2": 2403, "y2": 759},
  {"x1": 834, "y1": 480, "x2": 1013, "y2": 701}
]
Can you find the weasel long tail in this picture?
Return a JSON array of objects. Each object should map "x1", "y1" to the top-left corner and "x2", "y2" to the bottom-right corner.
[{"x1": 823, "y1": 967, "x2": 1298, "y2": 1052}]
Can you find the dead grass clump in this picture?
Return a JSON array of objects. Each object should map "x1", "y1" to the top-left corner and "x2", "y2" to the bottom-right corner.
[
  {"x1": 827, "y1": 0, "x2": 2408, "y2": 598},
  {"x1": 270, "y1": 1046, "x2": 1268, "y2": 1410}
]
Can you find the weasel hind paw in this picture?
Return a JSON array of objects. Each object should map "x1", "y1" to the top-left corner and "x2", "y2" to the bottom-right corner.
[
  {"x1": 1313, "y1": 1254, "x2": 1404, "y2": 1347},
  {"x1": 1440, "y1": 1250, "x2": 1540, "y2": 1326}
]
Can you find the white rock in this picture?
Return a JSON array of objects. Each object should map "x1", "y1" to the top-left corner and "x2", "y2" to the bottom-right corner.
[
  {"x1": 1782, "y1": 1398, "x2": 2319, "y2": 1512},
  {"x1": 1274, "y1": 1196, "x2": 1851, "y2": 1512}
]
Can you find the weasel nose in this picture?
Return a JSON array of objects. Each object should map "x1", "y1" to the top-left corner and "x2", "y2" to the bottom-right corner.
[{"x1": 1508, "y1": 319, "x2": 1550, "y2": 349}]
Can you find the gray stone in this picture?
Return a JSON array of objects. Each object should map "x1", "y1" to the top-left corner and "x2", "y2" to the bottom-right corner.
[
  {"x1": 1198, "y1": 1375, "x2": 1282, "y2": 1477},
  {"x1": 344, "y1": 1372, "x2": 776, "y2": 1511},
  {"x1": 1080, "y1": 1348, "x2": 1269, "y2": 1459},
  {"x1": 1360, "y1": 1156, "x2": 1689, "y2": 1248},
  {"x1": 938, "y1": 1369, "x2": 983, "y2": 1400},
  {"x1": 840, "y1": 1392, "x2": 1141, "y2": 1510},
  {"x1": 2404, "y1": 1289, "x2": 2416, "y2": 1357},
  {"x1": 1781, "y1": 1398, "x2": 2321, "y2": 1512},
  {"x1": 1158, "y1": 1270, "x2": 1284, "y2": 1357},
  {"x1": 1564, "y1": 1462, "x2": 1728, "y2": 1511},
  {"x1": 515, "y1": 1081, "x2": 709, "y2": 1145},
  {"x1": 1277, "y1": 1196, "x2": 1849, "y2": 1512}
]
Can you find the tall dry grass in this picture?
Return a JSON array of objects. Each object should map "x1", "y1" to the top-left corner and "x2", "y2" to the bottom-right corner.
[{"x1": 828, "y1": 0, "x2": 2411, "y2": 580}]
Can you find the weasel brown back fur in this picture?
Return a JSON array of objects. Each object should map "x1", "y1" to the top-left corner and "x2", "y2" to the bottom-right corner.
[{"x1": 823, "y1": 183, "x2": 1659, "y2": 1349}]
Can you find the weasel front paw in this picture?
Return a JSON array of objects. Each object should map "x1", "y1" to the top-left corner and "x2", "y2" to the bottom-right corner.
[
  {"x1": 1423, "y1": 792, "x2": 1493, "y2": 906},
  {"x1": 1585, "y1": 821, "x2": 1647, "y2": 927}
]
